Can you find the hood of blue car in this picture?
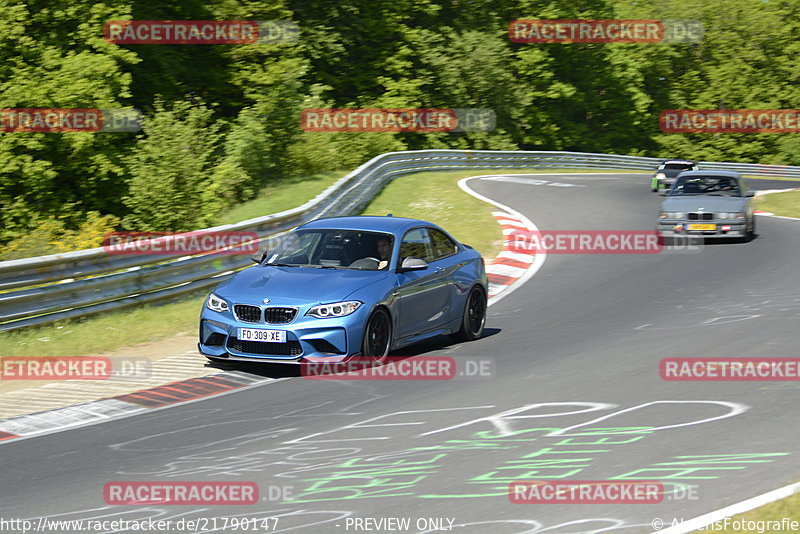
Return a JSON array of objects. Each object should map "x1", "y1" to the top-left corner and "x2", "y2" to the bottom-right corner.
[{"x1": 214, "y1": 265, "x2": 388, "y2": 305}]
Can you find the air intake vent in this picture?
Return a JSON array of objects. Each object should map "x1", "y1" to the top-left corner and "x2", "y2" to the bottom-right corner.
[
  {"x1": 234, "y1": 305, "x2": 261, "y2": 323},
  {"x1": 227, "y1": 338, "x2": 303, "y2": 356},
  {"x1": 264, "y1": 307, "x2": 297, "y2": 324}
]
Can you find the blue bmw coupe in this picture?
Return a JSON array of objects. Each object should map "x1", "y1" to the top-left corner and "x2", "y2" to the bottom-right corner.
[{"x1": 198, "y1": 216, "x2": 488, "y2": 364}]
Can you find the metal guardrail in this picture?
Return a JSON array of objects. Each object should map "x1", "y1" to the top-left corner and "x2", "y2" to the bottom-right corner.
[{"x1": 2, "y1": 149, "x2": 799, "y2": 332}]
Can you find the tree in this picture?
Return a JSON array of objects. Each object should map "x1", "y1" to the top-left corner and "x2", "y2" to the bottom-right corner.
[{"x1": 123, "y1": 98, "x2": 222, "y2": 231}]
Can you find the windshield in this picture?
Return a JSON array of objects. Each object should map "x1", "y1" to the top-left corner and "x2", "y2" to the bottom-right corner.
[
  {"x1": 663, "y1": 163, "x2": 694, "y2": 171},
  {"x1": 266, "y1": 229, "x2": 394, "y2": 270},
  {"x1": 670, "y1": 176, "x2": 742, "y2": 196}
]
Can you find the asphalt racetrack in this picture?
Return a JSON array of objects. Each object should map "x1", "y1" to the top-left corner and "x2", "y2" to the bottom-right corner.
[{"x1": 2, "y1": 172, "x2": 800, "y2": 533}]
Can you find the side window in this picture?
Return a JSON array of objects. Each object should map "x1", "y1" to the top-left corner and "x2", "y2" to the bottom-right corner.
[
  {"x1": 429, "y1": 228, "x2": 458, "y2": 260},
  {"x1": 399, "y1": 228, "x2": 434, "y2": 263}
]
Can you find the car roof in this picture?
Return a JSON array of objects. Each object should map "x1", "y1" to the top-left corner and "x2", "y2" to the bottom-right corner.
[
  {"x1": 675, "y1": 170, "x2": 741, "y2": 179},
  {"x1": 662, "y1": 160, "x2": 696, "y2": 165},
  {"x1": 298, "y1": 215, "x2": 441, "y2": 236}
]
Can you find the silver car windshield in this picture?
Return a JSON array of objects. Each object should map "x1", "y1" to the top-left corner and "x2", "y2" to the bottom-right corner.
[
  {"x1": 670, "y1": 176, "x2": 741, "y2": 196},
  {"x1": 266, "y1": 230, "x2": 394, "y2": 270}
]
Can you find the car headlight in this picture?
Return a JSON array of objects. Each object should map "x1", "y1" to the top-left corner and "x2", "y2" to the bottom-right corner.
[
  {"x1": 659, "y1": 211, "x2": 685, "y2": 219},
  {"x1": 656, "y1": 173, "x2": 666, "y2": 179},
  {"x1": 718, "y1": 212, "x2": 745, "y2": 220},
  {"x1": 206, "y1": 293, "x2": 230, "y2": 313},
  {"x1": 306, "y1": 301, "x2": 362, "y2": 319}
]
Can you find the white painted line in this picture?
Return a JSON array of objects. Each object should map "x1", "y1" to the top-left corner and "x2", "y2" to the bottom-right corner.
[
  {"x1": 754, "y1": 188, "x2": 800, "y2": 196},
  {"x1": 654, "y1": 479, "x2": 800, "y2": 534},
  {"x1": 757, "y1": 213, "x2": 800, "y2": 221}
]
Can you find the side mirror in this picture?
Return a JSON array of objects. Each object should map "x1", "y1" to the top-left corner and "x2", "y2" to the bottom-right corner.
[
  {"x1": 251, "y1": 248, "x2": 268, "y2": 264},
  {"x1": 745, "y1": 191, "x2": 755, "y2": 197},
  {"x1": 398, "y1": 257, "x2": 428, "y2": 272}
]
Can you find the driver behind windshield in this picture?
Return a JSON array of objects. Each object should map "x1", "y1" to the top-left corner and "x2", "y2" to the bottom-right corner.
[
  {"x1": 674, "y1": 177, "x2": 740, "y2": 196},
  {"x1": 376, "y1": 237, "x2": 390, "y2": 270}
]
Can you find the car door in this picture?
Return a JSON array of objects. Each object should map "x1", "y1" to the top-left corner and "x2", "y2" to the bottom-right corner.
[
  {"x1": 393, "y1": 228, "x2": 453, "y2": 340},
  {"x1": 427, "y1": 227, "x2": 464, "y2": 323}
]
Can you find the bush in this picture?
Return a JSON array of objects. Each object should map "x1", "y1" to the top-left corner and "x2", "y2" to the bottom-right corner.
[{"x1": 0, "y1": 211, "x2": 120, "y2": 261}]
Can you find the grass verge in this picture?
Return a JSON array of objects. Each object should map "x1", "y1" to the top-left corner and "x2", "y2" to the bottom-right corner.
[
  {"x1": 2, "y1": 296, "x2": 205, "y2": 357},
  {"x1": 695, "y1": 488, "x2": 800, "y2": 533},
  {"x1": 756, "y1": 190, "x2": 800, "y2": 218},
  {"x1": 2, "y1": 166, "x2": 639, "y2": 357},
  {"x1": 215, "y1": 171, "x2": 346, "y2": 225}
]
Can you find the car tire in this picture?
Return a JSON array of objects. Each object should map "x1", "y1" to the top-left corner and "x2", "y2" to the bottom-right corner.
[
  {"x1": 362, "y1": 308, "x2": 392, "y2": 363},
  {"x1": 745, "y1": 217, "x2": 756, "y2": 242},
  {"x1": 451, "y1": 285, "x2": 487, "y2": 342}
]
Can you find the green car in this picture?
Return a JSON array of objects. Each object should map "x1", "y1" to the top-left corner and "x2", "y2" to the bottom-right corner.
[{"x1": 651, "y1": 160, "x2": 698, "y2": 192}]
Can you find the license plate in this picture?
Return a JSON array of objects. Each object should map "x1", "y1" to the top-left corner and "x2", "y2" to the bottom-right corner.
[
  {"x1": 688, "y1": 223, "x2": 716, "y2": 231},
  {"x1": 238, "y1": 328, "x2": 286, "y2": 343}
]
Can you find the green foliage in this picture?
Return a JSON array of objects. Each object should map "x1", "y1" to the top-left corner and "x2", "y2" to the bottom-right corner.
[
  {"x1": 122, "y1": 98, "x2": 222, "y2": 231},
  {"x1": 4, "y1": 0, "x2": 800, "y2": 257},
  {"x1": 0, "y1": 0, "x2": 138, "y2": 243},
  {"x1": 0, "y1": 211, "x2": 120, "y2": 261}
]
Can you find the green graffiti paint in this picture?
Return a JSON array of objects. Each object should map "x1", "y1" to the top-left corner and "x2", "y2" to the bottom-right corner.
[{"x1": 612, "y1": 453, "x2": 790, "y2": 480}]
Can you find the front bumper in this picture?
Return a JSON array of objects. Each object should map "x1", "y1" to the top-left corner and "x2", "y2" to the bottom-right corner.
[
  {"x1": 198, "y1": 305, "x2": 370, "y2": 364},
  {"x1": 657, "y1": 220, "x2": 746, "y2": 238}
]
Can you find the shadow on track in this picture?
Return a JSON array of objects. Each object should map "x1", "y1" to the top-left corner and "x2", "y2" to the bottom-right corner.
[{"x1": 202, "y1": 328, "x2": 502, "y2": 379}]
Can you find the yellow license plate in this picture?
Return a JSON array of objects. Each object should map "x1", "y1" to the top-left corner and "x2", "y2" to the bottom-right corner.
[{"x1": 688, "y1": 223, "x2": 716, "y2": 231}]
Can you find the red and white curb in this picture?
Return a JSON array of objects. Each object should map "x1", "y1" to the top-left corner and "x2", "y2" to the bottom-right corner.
[
  {"x1": 458, "y1": 175, "x2": 546, "y2": 306},
  {"x1": 0, "y1": 371, "x2": 281, "y2": 442},
  {"x1": 486, "y1": 212, "x2": 536, "y2": 299}
]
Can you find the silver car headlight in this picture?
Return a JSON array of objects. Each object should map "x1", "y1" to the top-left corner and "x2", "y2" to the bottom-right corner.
[
  {"x1": 306, "y1": 301, "x2": 362, "y2": 319},
  {"x1": 659, "y1": 211, "x2": 685, "y2": 219},
  {"x1": 206, "y1": 293, "x2": 230, "y2": 313},
  {"x1": 717, "y1": 212, "x2": 745, "y2": 220},
  {"x1": 656, "y1": 173, "x2": 667, "y2": 180}
]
